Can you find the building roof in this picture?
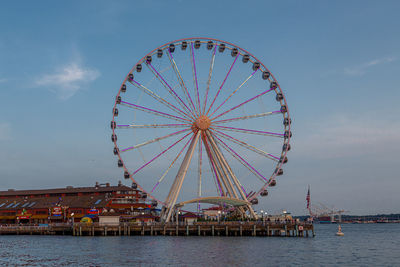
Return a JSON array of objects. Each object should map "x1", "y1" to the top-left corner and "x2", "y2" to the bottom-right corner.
[
  {"x1": 181, "y1": 212, "x2": 199, "y2": 218},
  {"x1": 0, "y1": 195, "x2": 109, "y2": 211},
  {"x1": 0, "y1": 184, "x2": 136, "y2": 197}
]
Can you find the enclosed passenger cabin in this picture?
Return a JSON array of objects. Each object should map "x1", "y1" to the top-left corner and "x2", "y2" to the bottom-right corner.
[
  {"x1": 110, "y1": 121, "x2": 116, "y2": 129},
  {"x1": 252, "y1": 62, "x2": 260, "y2": 71},
  {"x1": 157, "y1": 49, "x2": 163, "y2": 58},
  {"x1": 136, "y1": 64, "x2": 142, "y2": 72},
  {"x1": 194, "y1": 40, "x2": 201, "y2": 49},
  {"x1": 131, "y1": 182, "x2": 138, "y2": 189},
  {"x1": 116, "y1": 96, "x2": 121, "y2": 104},
  {"x1": 279, "y1": 156, "x2": 288, "y2": 164},
  {"x1": 276, "y1": 93, "x2": 283, "y2": 101},
  {"x1": 275, "y1": 168, "x2": 283, "y2": 176},
  {"x1": 128, "y1": 73, "x2": 134, "y2": 81},
  {"x1": 251, "y1": 198, "x2": 259, "y2": 205},
  {"x1": 181, "y1": 41, "x2": 188, "y2": 50},
  {"x1": 207, "y1": 41, "x2": 213, "y2": 50},
  {"x1": 142, "y1": 193, "x2": 147, "y2": 199},
  {"x1": 283, "y1": 143, "x2": 291, "y2": 151},
  {"x1": 169, "y1": 44, "x2": 175, "y2": 53},
  {"x1": 118, "y1": 159, "x2": 123, "y2": 167},
  {"x1": 151, "y1": 200, "x2": 158, "y2": 207},
  {"x1": 218, "y1": 43, "x2": 226, "y2": 52},
  {"x1": 280, "y1": 105, "x2": 287, "y2": 113},
  {"x1": 121, "y1": 84, "x2": 126, "y2": 93},
  {"x1": 270, "y1": 81, "x2": 278, "y2": 89},
  {"x1": 283, "y1": 118, "x2": 291, "y2": 126},
  {"x1": 113, "y1": 108, "x2": 119, "y2": 116},
  {"x1": 124, "y1": 171, "x2": 130, "y2": 179},
  {"x1": 260, "y1": 190, "x2": 268, "y2": 197},
  {"x1": 242, "y1": 54, "x2": 250, "y2": 63},
  {"x1": 113, "y1": 147, "x2": 119, "y2": 155},
  {"x1": 284, "y1": 131, "x2": 292, "y2": 139},
  {"x1": 146, "y1": 55, "x2": 152, "y2": 63},
  {"x1": 231, "y1": 48, "x2": 238, "y2": 57},
  {"x1": 270, "y1": 179, "x2": 277, "y2": 186},
  {"x1": 111, "y1": 134, "x2": 117, "y2": 142},
  {"x1": 262, "y1": 71, "x2": 270, "y2": 80}
]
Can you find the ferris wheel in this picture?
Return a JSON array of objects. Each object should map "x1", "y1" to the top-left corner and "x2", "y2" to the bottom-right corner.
[{"x1": 111, "y1": 38, "x2": 291, "y2": 222}]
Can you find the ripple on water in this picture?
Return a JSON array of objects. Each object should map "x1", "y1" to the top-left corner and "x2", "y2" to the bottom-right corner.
[{"x1": 0, "y1": 224, "x2": 399, "y2": 266}]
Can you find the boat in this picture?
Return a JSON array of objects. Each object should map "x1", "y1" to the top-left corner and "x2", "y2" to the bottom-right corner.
[{"x1": 336, "y1": 225, "x2": 344, "y2": 236}]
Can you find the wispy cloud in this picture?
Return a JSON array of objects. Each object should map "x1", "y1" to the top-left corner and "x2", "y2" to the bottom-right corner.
[
  {"x1": 344, "y1": 56, "x2": 396, "y2": 76},
  {"x1": 35, "y1": 63, "x2": 100, "y2": 99},
  {"x1": 293, "y1": 113, "x2": 400, "y2": 159},
  {"x1": 0, "y1": 123, "x2": 11, "y2": 141}
]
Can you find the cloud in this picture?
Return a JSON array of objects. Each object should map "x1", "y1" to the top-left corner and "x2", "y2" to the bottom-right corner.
[
  {"x1": 35, "y1": 63, "x2": 100, "y2": 99},
  {"x1": 293, "y1": 113, "x2": 400, "y2": 159},
  {"x1": 344, "y1": 56, "x2": 396, "y2": 76},
  {"x1": 0, "y1": 123, "x2": 11, "y2": 141}
]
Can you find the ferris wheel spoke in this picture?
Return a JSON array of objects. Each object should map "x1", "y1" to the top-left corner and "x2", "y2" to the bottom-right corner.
[
  {"x1": 211, "y1": 88, "x2": 274, "y2": 121},
  {"x1": 213, "y1": 110, "x2": 281, "y2": 125},
  {"x1": 213, "y1": 133, "x2": 269, "y2": 183},
  {"x1": 203, "y1": 135, "x2": 224, "y2": 196},
  {"x1": 220, "y1": 139, "x2": 265, "y2": 184},
  {"x1": 131, "y1": 131, "x2": 192, "y2": 176},
  {"x1": 129, "y1": 79, "x2": 194, "y2": 120},
  {"x1": 117, "y1": 123, "x2": 190, "y2": 129},
  {"x1": 120, "y1": 101, "x2": 190, "y2": 123},
  {"x1": 212, "y1": 129, "x2": 280, "y2": 161},
  {"x1": 206, "y1": 53, "x2": 240, "y2": 115},
  {"x1": 202, "y1": 44, "x2": 217, "y2": 114},
  {"x1": 209, "y1": 69, "x2": 258, "y2": 117},
  {"x1": 151, "y1": 134, "x2": 195, "y2": 193},
  {"x1": 167, "y1": 50, "x2": 198, "y2": 117},
  {"x1": 198, "y1": 137, "x2": 203, "y2": 199},
  {"x1": 120, "y1": 128, "x2": 191, "y2": 153},
  {"x1": 190, "y1": 43, "x2": 202, "y2": 114},
  {"x1": 147, "y1": 62, "x2": 197, "y2": 118},
  {"x1": 211, "y1": 125, "x2": 284, "y2": 137}
]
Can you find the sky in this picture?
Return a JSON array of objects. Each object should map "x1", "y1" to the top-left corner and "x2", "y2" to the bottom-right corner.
[{"x1": 0, "y1": 0, "x2": 399, "y2": 216}]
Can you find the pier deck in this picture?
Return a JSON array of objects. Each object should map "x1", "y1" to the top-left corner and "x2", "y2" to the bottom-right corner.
[{"x1": 0, "y1": 222, "x2": 314, "y2": 237}]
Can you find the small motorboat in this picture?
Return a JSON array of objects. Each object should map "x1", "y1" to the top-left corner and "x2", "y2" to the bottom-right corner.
[{"x1": 336, "y1": 225, "x2": 344, "y2": 236}]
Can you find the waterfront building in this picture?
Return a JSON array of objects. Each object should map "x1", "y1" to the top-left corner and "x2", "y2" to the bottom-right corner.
[{"x1": 0, "y1": 182, "x2": 154, "y2": 225}]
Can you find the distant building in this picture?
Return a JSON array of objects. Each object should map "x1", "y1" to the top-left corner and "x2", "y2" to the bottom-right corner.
[
  {"x1": 181, "y1": 212, "x2": 198, "y2": 225},
  {"x1": 0, "y1": 182, "x2": 156, "y2": 225}
]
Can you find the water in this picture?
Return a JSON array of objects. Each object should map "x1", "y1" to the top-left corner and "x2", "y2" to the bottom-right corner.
[{"x1": 0, "y1": 224, "x2": 399, "y2": 266}]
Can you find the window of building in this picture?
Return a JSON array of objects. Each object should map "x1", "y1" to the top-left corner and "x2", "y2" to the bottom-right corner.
[
  {"x1": 21, "y1": 202, "x2": 30, "y2": 208},
  {"x1": 94, "y1": 199, "x2": 102, "y2": 205},
  {"x1": 35, "y1": 210, "x2": 48, "y2": 215},
  {"x1": 0, "y1": 203, "x2": 5, "y2": 208},
  {"x1": 28, "y1": 202, "x2": 36, "y2": 207},
  {"x1": 6, "y1": 203, "x2": 14, "y2": 208}
]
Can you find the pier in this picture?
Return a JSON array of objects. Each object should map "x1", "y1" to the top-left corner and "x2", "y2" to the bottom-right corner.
[{"x1": 0, "y1": 222, "x2": 314, "y2": 237}]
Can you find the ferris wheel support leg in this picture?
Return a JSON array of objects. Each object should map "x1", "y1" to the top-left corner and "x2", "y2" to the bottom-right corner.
[
  {"x1": 206, "y1": 132, "x2": 239, "y2": 199},
  {"x1": 206, "y1": 130, "x2": 258, "y2": 219},
  {"x1": 163, "y1": 131, "x2": 201, "y2": 223},
  {"x1": 202, "y1": 135, "x2": 227, "y2": 197},
  {"x1": 208, "y1": 148, "x2": 232, "y2": 198},
  {"x1": 206, "y1": 133, "x2": 249, "y2": 217}
]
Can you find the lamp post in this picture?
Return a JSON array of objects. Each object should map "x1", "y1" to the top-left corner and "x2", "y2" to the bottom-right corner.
[{"x1": 217, "y1": 211, "x2": 221, "y2": 223}]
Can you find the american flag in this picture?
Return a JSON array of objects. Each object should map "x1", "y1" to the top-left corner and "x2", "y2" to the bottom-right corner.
[{"x1": 306, "y1": 186, "x2": 310, "y2": 209}]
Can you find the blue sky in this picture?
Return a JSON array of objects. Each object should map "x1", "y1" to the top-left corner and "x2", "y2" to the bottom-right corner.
[{"x1": 0, "y1": 0, "x2": 399, "y2": 215}]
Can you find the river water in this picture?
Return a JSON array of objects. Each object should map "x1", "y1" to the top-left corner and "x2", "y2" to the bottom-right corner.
[{"x1": 0, "y1": 224, "x2": 399, "y2": 266}]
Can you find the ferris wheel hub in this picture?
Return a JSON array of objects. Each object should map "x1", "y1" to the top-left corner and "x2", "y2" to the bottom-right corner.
[{"x1": 194, "y1": 115, "x2": 211, "y2": 131}]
